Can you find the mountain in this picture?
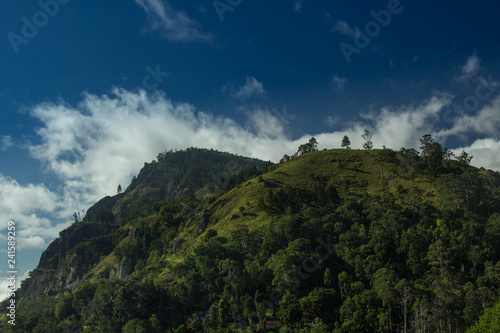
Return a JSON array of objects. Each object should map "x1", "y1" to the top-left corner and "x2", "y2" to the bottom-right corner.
[{"x1": 1, "y1": 145, "x2": 500, "y2": 332}]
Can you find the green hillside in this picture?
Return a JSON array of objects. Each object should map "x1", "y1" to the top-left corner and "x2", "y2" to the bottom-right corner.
[{"x1": 1, "y1": 142, "x2": 500, "y2": 332}]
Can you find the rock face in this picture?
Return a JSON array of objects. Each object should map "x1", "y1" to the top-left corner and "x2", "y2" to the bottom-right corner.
[
  {"x1": 197, "y1": 211, "x2": 210, "y2": 234},
  {"x1": 84, "y1": 193, "x2": 125, "y2": 222},
  {"x1": 173, "y1": 238, "x2": 184, "y2": 253},
  {"x1": 25, "y1": 221, "x2": 113, "y2": 297},
  {"x1": 118, "y1": 256, "x2": 135, "y2": 279}
]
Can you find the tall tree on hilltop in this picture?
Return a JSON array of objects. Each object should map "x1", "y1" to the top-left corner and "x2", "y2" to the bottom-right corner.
[
  {"x1": 341, "y1": 135, "x2": 351, "y2": 149},
  {"x1": 295, "y1": 137, "x2": 319, "y2": 156},
  {"x1": 419, "y1": 134, "x2": 445, "y2": 173}
]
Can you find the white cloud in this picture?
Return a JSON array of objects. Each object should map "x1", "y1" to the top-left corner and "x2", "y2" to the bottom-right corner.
[
  {"x1": 462, "y1": 54, "x2": 480, "y2": 76},
  {"x1": 232, "y1": 77, "x2": 266, "y2": 100},
  {"x1": 0, "y1": 175, "x2": 72, "y2": 254},
  {"x1": 0, "y1": 270, "x2": 31, "y2": 302},
  {"x1": 452, "y1": 138, "x2": 500, "y2": 171},
  {"x1": 1, "y1": 135, "x2": 13, "y2": 151},
  {"x1": 437, "y1": 94, "x2": 500, "y2": 139},
  {"x1": 17, "y1": 236, "x2": 47, "y2": 251},
  {"x1": 313, "y1": 95, "x2": 452, "y2": 152},
  {"x1": 134, "y1": 0, "x2": 212, "y2": 42},
  {"x1": 28, "y1": 89, "x2": 294, "y2": 207},
  {"x1": 333, "y1": 20, "x2": 358, "y2": 37},
  {"x1": 456, "y1": 53, "x2": 481, "y2": 83},
  {"x1": 326, "y1": 115, "x2": 340, "y2": 127},
  {"x1": 294, "y1": 0, "x2": 304, "y2": 13},
  {"x1": 0, "y1": 176, "x2": 58, "y2": 216},
  {"x1": 371, "y1": 95, "x2": 452, "y2": 149},
  {"x1": 331, "y1": 75, "x2": 348, "y2": 93}
]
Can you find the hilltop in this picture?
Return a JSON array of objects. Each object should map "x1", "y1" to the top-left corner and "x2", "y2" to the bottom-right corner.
[{"x1": 1, "y1": 144, "x2": 500, "y2": 332}]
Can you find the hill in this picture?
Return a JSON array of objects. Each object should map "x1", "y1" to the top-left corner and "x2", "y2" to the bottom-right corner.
[{"x1": 1, "y1": 144, "x2": 499, "y2": 332}]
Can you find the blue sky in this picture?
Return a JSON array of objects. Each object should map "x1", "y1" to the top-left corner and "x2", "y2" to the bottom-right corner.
[{"x1": 1, "y1": 0, "x2": 500, "y2": 299}]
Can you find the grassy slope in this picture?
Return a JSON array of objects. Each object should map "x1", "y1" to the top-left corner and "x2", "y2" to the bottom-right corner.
[{"x1": 179, "y1": 149, "x2": 438, "y2": 255}]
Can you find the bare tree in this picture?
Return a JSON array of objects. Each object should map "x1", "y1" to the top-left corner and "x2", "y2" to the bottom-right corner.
[{"x1": 361, "y1": 129, "x2": 373, "y2": 150}]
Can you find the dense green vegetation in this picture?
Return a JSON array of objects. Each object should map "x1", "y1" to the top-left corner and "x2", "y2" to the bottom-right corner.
[
  {"x1": 466, "y1": 299, "x2": 500, "y2": 333},
  {"x1": 1, "y1": 142, "x2": 499, "y2": 332}
]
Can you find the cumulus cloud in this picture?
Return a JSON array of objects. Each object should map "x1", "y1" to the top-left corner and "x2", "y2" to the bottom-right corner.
[
  {"x1": 134, "y1": 0, "x2": 212, "y2": 42},
  {"x1": 313, "y1": 95, "x2": 453, "y2": 152},
  {"x1": 331, "y1": 75, "x2": 348, "y2": 93},
  {"x1": 229, "y1": 77, "x2": 266, "y2": 100},
  {"x1": 325, "y1": 115, "x2": 340, "y2": 127},
  {"x1": 438, "y1": 94, "x2": 500, "y2": 139},
  {"x1": 451, "y1": 138, "x2": 500, "y2": 171},
  {"x1": 0, "y1": 175, "x2": 73, "y2": 256},
  {"x1": 0, "y1": 176, "x2": 58, "y2": 215},
  {"x1": 28, "y1": 89, "x2": 296, "y2": 208},
  {"x1": 372, "y1": 95, "x2": 452, "y2": 149},
  {"x1": 18, "y1": 236, "x2": 47, "y2": 251},
  {"x1": 462, "y1": 54, "x2": 481, "y2": 76},
  {"x1": 456, "y1": 53, "x2": 481, "y2": 83},
  {"x1": 1, "y1": 135, "x2": 13, "y2": 151},
  {"x1": 333, "y1": 20, "x2": 358, "y2": 37}
]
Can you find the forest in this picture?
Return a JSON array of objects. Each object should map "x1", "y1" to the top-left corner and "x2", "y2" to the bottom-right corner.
[{"x1": 1, "y1": 137, "x2": 499, "y2": 332}]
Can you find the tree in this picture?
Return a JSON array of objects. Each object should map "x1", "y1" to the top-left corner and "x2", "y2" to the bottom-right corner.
[
  {"x1": 395, "y1": 279, "x2": 412, "y2": 333},
  {"x1": 396, "y1": 148, "x2": 420, "y2": 180},
  {"x1": 419, "y1": 134, "x2": 445, "y2": 172},
  {"x1": 373, "y1": 268, "x2": 398, "y2": 332},
  {"x1": 123, "y1": 319, "x2": 149, "y2": 333},
  {"x1": 117, "y1": 184, "x2": 122, "y2": 194},
  {"x1": 277, "y1": 291, "x2": 302, "y2": 326},
  {"x1": 96, "y1": 208, "x2": 115, "y2": 225},
  {"x1": 306, "y1": 317, "x2": 330, "y2": 332},
  {"x1": 280, "y1": 154, "x2": 291, "y2": 163},
  {"x1": 296, "y1": 137, "x2": 319, "y2": 156},
  {"x1": 456, "y1": 150, "x2": 473, "y2": 165},
  {"x1": 467, "y1": 300, "x2": 500, "y2": 332},
  {"x1": 341, "y1": 135, "x2": 351, "y2": 149},
  {"x1": 444, "y1": 148, "x2": 455, "y2": 159},
  {"x1": 308, "y1": 137, "x2": 319, "y2": 151},
  {"x1": 361, "y1": 129, "x2": 373, "y2": 150}
]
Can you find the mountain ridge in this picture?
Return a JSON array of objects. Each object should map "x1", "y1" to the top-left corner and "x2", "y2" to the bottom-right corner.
[{"x1": 2, "y1": 144, "x2": 500, "y2": 332}]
